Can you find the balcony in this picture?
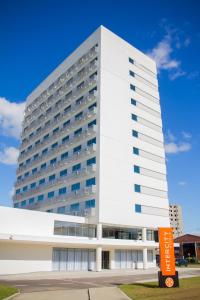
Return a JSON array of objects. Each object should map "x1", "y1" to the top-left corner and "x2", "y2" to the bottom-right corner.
[
  {"x1": 24, "y1": 185, "x2": 96, "y2": 210},
  {"x1": 17, "y1": 128, "x2": 97, "y2": 175},
  {"x1": 15, "y1": 144, "x2": 96, "y2": 187},
  {"x1": 24, "y1": 46, "x2": 98, "y2": 123}
]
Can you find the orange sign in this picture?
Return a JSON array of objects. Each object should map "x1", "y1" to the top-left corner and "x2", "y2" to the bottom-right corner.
[{"x1": 159, "y1": 227, "x2": 176, "y2": 276}]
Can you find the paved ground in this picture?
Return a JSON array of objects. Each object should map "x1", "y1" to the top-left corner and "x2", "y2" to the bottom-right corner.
[{"x1": 0, "y1": 268, "x2": 200, "y2": 294}]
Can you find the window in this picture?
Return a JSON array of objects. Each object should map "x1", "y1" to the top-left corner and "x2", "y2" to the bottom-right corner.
[
  {"x1": 29, "y1": 198, "x2": 34, "y2": 204},
  {"x1": 86, "y1": 177, "x2": 95, "y2": 187},
  {"x1": 45, "y1": 120, "x2": 50, "y2": 127},
  {"x1": 52, "y1": 142, "x2": 58, "y2": 149},
  {"x1": 49, "y1": 174, "x2": 56, "y2": 181},
  {"x1": 57, "y1": 206, "x2": 65, "y2": 214},
  {"x1": 134, "y1": 165, "x2": 140, "y2": 173},
  {"x1": 129, "y1": 70, "x2": 135, "y2": 77},
  {"x1": 133, "y1": 147, "x2": 139, "y2": 155},
  {"x1": 70, "y1": 203, "x2": 79, "y2": 211},
  {"x1": 64, "y1": 105, "x2": 71, "y2": 113},
  {"x1": 59, "y1": 187, "x2": 67, "y2": 195},
  {"x1": 26, "y1": 159, "x2": 30, "y2": 164},
  {"x1": 16, "y1": 189, "x2": 20, "y2": 195},
  {"x1": 32, "y1": 168, "x2": 37, "y2": 175},
  {"x1": 131, "y1": 98, "x2": 136, "y2": 106},
  {"x1": 21, "y1": 200, "x2": 26, "y2": 207},
  {"x1": 134, "y1": 184, "x2": 141, "y2": 193},
  {"x1": 85, "y1": 199, "x2": 95, "y2": 209},
  {"x1": 63, "y1": 120, "x2": 70, "y2": 128},
  {"x1": 131, "y1": 114, "x2": 137, "y2": 121},
  {"x1": 36, "y1": 127, "x2": 41, "y2": 133},
  {"x1": 17, "y1": 176, "x2": 22, "y2": 181},
  {"x1": 73, "y1": 145, "x2": 81, "y2": 154},
  {"x1": 19, "y1": 163, "x2": 23, "y2": 168},
  {"x1": 129, "y1": 57, "x2": 134, "y2": 64},
  {"x1": 62, "y1": 136, "x2": 69, "y2": 144},
  {"x1": 42, "y1": 148, "x2": 48, "y2": 155},
  {"x1": 61, "y1": 152, "x2": 68, "y2": 160},
  {"x1": 48, "y1": 191, "x2": 54, "y2": 198},
  {"x1": 87, "y1": 137, "x2": 96, "y2": 146},
  {"x1": 60, "y1": 169, "x2": 67, "y2": 177},
  {"x1": 88, "y1": 102, "x2": 97, "y2": 110},
  {"x1": 76, "y1": 96, "x2": 84, "y2": 105},
  {"x1": 24, "y1": 172, "x2": 29, "y2": 177},
  {"x1": 87, "y1": 157, "x2": 96, "y2": 166},
  {"x1": 77, "y1": 81, "x2": 84, "y2": 90},
  {"x1": 40, "y1": 163, "x2": 46, "y2": 170},
  {"x1": 29, "y1": 133, "x2": 34, "y2": 138},
  {"x1": 71, "y1": 183, "x2": 80, "y2": 191},
  {"x1": 54, "y1": 113, "x2": 60, "y2": 121},
  {"x1": 23, "y1": 186, "x2": 28, "y2": 191},
  {"x1": 53, "y1": 127, "x2": 59, "y2": 135},
  {"x1": 28, "y1": 145, "x2": 32, "y2": 151},
  {"x1": 39, "y1": 178, "x2": 45, "y2": 185},
  {"x1": 88, "y1": 119, "x2": 96, "y2": 128},
  {"x1": 35, "y1": 140, "x2": 40, "y2": 146},
  {"x1": 72, "y1": 163, "x2": 81, "y2": 172},
  {"x1": 46, "y1": 108, "x2": 52, "y2": 115},
  {"x1": 75, "y1": 112, "x2": 83, "y2": 120},
  {"x1": 135, "y1": 204, "x2": 142, "y2": 213},
  {"x1": 34, "y1": 153, "x2": 39, "y2": 160},
  {"x1": 38, "y1": 194, "x2": 44, "y2": 201},
  {"x1": 50, "y1": 158, "x2": 57, "y2": 165},
  {"x1": 21, "y1": 150, "x2": 25, "y2": 155},
  {"x1": 43, "y1": 134, "x2": 49, "y2": 141},
  {"x1": 89, "y1": 86, "x2": 97, "y2": 94},
  {"x1": 130, "y1": 84, "x2": 135, "y2": 91},
  {"x1": 14, "y1": 203, "x2": 19, "y2": 208},
  {"x1": 74, "y1": 128, "x2": 82, "y2": 136},
  {"x1": 30, "y1": 182, "x2": 36, "y2": 189},
  {"x1": 132, "y1": 130, "x2": 138, "y2": 138}
]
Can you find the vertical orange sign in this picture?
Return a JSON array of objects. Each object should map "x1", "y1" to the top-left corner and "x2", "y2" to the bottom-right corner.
[{"x1": 159, "y1": 227, "x2": 176, "y2": 276}]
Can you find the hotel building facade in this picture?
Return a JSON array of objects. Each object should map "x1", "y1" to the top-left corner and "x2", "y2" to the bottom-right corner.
[{"x1": 0, "y1": 26, "x2": 170, "y2": 274}]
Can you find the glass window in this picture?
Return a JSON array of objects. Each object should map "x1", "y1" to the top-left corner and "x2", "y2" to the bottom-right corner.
[
  {"x1": 29, "y1": 198, "x2": 34, "y2": 204},
  {"x1": 23, "y1": 186, "x2": 28, "y2": 191},
  {"x1": 73, "y1": 145, "x2": 81, "y2": 153},
  {"x1": 42, "y1": 148, "x2": 48, "y2": 155},
  {"x1": 35, "y1": 140, "x2": 40, "y2": 146},
  {"x1": 57, "y1": 206, "x2": 65, "y2": 214},
  {"x1": 75, "y1": 112, "x2": 83, "y2": 120},
  {"x1": 129, "y1": 70, "x2": 135, "y2": 77},
  {"x1": 59, "y1": 187, "x2": 67, "y2": 195},
  {"x1": 61, "y1": 152, "x2": 68, "y2": 160},
  {"x1": 26, "y1": 159, "x2": 30, "y2": 164},
  {"x1": 130, "y1": 84, "x2": 135, "y2": 91},
  {"x1": 132, "y1": 130, "x2": 138, "y2": 138},
  {"x1": 14, "y1": 203, "x2": 19, "y2": 208},
  {"x1": 74, "y1": 128, "x2": 82, "y2": 136},
  {"x1": 16, "y1": 189, "x2": 20, "y2": 194},
  {"x1": 40, "y1": 163, "x2": 46, "y2": 170},
  {"x1": 54, "y1": 113, "x2": 60, "y2": 120},
  {"x1": 85, "y1": 199, "x2": 95, "y2": 208},
  {"x1": 131, "y1": 98, "x2": 137, "y2": 106},
  {"x1": 129, "y1": 57, "x2": 134, "y2": 64},
  {"x1": 88, "y1": 120, "x2": 96, "y2": 128},
  {"x1": 62, "y1": 136, "x2": 69, "y2": 144},
  {"x1": 64, "y1": 105, "x2": 71, "y2": 113},
  {"x1": 133, "y1": 147, "x2": 139, "y2": 155},
  {"x1": 134, "y1": 184, "x2": 141, "y2": 193},
  {"x1": 39, "y1": 178, "x2": 45, "y2": 185},
  {"x1": 43, "y1": 134, "x2": 49, "y2": 141},
  {"x1": 50, "y1": 158, "x2": 57, "y2": 165},
  {"x1": 60, "y1": 169, "x2": 67, "y2": 177},
  {"x1": 135, "y1": 204, "x2": 142, "y2": 213},
  {"x1": 38, "y1": 194, "x2": 44, "y2": 201},
  {"x1": 30, "y1": 182, "x2": 36, "y2": 189},
  {"x1": 88, "y1": 102, "x2": 97, "y2": 110},
  {"x1": 48, "y1": 191, "x2": 54, "y2": 198},
  {"x1": 53, "y1": 127, "x2": 59, "y2": 135},
  {"x1": 63, "y1": 120, "x2": 70, "y2": 128},
  {"x1": 28, "y1": 145, "x2": 32, "y2": 151},
  {"x1": 72, "y1": 163, "x2": 81, "y2": 172},
  {"x1": 21, "y1": 200, "x2": 26, "y2": 206},
  {"x1": 52, "y1": 142, "x2": 58, "y2": 149},
  {"x1": 24, "y1": 172, "x2": 29, "y2": 177},
  {"x1": 134, "y1": 165, "x2": 140, "y2": 173},
  {"x1": 71, "y1": 183, "x2": 80, "y2": 191},
  {"x1": 87, "y1": 157, "x2": 96, "y2": 166},
  {"x1": 70, "y1": 203, "x2": 79, "y2": 211},
  {"x1": 86, "y1": 177, "x2": 95, "y2": 187},
  {"x1": 34, "y1": 153, "x2": 39, "y2": 160},
  {"x1": 17, "y1": 175, "x2": 22, "y2": 180},
  {"x1": 76, "y1": 96, "x2": 84, "y2": 106},
  {"x1": 49, "y1": 174, "x2": 55, "y2": 181},
  {"x1": 131, "y1": 114, "x2": 137, "y2": 121},
  {"x1": 87, "y1": 138, "x2": 96, "y2": 146}
]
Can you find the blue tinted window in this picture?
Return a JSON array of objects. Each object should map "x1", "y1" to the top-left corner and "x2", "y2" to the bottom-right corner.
[
  {"x1": 63, "y1": 120, "x2": 70, "y2": 128},
  {"x1": 23, "y1": 186, "x2": 28, "y2": 191},
  {"x1": 74, "y1": 128, "x2": 82, "y2": 136},
  {"x1": 87, "y1": 157, "x2": 96, "y2": 166},
  {"x1": 86, "y1": 177, "x2": 95, "y2": 187},
  {"x1": 34, "y1": 154, "x2": 39, "y2": 160},
  {"x1": 88, "y1": 120, "x2": 96, "y2": 128},
  {"x1": 129, "y1": 70, "x2": 135, "y2": 77},
  {"x1": 14, "y1": 203, "x2": 19, "y2": 208},
  {"x1": 41, "y1": 163, "x2": 46, "y2": 170},
  {"x1": 70, "y1": 203, "x2": 79, "y2": 211},
  {"x1": 16, "y1": 189, "x2": 20, "y2": 194},
  {"x1": 43, "y1": 134, "x2": 49, "y2": 141},
  {"x1": 131, "y1": 114, "x2": 137, "y2": 121},
  {"x1": 87, "y1": 138, "x2": 96, "y2": 146},
  {"x1": 29, "y1": 198, "x2": 34, "y2": 204},
  {"x1": 49, "y1": 174, "x2": 55, "y2": 181},
  {"x1": 71, "y1": 183, "x2": 80, "y2": 191},
  {"x1": 39, "y1": 178, "x2": 45, "y2": 185},
  {"x1": 131, "y1": 98, "x2": 136, "y2": 106},
  {"x1": 134, "y1": 184, "x2": 141, "y2": 193},
  {"x1": 72, "y1": 163, "x2": 81, "y2": 172},
  {"x1": 133, "y1": 147, "x2": 139, "y2": 155},
  {"x1": 50, "y1": 158, "x2": 57, "y2": 165},
  {"x1": 24, "y1": 172, "x2": 29, "y2": 177},
  {"x1": 48, "y1": 191, "x2": 54, "y2": 198},
  {"x1": 57, "y1": 206, "x2": 65, "y2": 214},
  {"x1": 85, "y1": 199, "x2": 95, "y2": 209},
  {"x1": 53, "y1": 127, "x2": 59, "y2": 135},
  {"x1": 21, "y1": 200, "x2": 26, "y2": 206},
  {"x1": 42, "y1": 148, "x2": 48, "y2": 155},
  {"x1": 76, "y1": 96, "x2": 84, "y2": 105},
  {"x1": 75, "y1": 112, "x2": 83, "y2": 120},
  {"x1": 134, "y1": 165, "x2": 140, "y2": 173},
  {"x1": 132, "y1": 130, "x2": 138, "y2": 138},
  {"x1": 30, "y1": 182, "x2": 36, "y2": 189},
  {"x1": 130, "y1": 84, "x2": 135, "y2": 91},
  {"x1": 59, "y1": 187, "x2": 67, "y2": 195},
  {"x1": 135, "y1": 204, "x2": 142, "y2": 213},
  {"x1": 52, "y1": 142, "x2": 58, "y2": 149},
  {"x1": 61, "y1": 152, "x2": 68, "y2": 160},
  {"x1": 38, "y1": 194, "x2": 44, "y2": 201},
  {"x1": 62, "y1": 136, "x2": 69, "y2": 144},
  {"x1": 129, "y1": 57, "x2": 134, "y2": 64},
  {"x1": 32, "y1": 168, "x2": 37, "y2": 174},
  {"x1": 60, "y1": 169, "x2": 67, "y2": 177},
  {"x1": 73, "y1": 145, "x2": 81, "y2": 153}
]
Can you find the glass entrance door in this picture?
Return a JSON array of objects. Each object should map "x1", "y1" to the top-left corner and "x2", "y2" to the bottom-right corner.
[{"x1": 102, "y1": 251, "x2": 110, "y2": 269}]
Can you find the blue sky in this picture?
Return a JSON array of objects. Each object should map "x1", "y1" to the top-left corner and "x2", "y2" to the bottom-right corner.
[{"x1": 0, "y1": 0, "x2": 200, "y2": 233}]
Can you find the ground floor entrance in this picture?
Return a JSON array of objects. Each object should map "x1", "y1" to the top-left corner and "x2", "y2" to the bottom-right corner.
[{"x1": 102, "y1": 251, "x2": 110, "y2": 269}]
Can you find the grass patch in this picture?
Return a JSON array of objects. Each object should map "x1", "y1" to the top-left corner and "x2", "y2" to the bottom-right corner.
[
  {"x1": 0, "y1": 285, "x2": 18, "y2": 300},
  {"x1": 120, "y1": 276, "x2": 200, "y2": 300}
]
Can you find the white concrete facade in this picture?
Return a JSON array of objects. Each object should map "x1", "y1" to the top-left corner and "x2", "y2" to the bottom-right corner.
[{"x1": 1, "y1": 26, "x2": 170, "y2": 275}]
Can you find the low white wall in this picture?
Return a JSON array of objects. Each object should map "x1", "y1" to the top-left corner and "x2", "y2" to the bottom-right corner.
[{"x1": 0, "y1": 242, "x2": 52, "y2": 275}]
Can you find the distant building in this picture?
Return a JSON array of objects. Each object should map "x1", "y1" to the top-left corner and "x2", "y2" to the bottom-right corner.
[
  {"x1": 174, "y1": 234, "x2": 200, "y2": 261},
  {"x1": 169, "y1": 204, "x2": 184, "y2": 238}
]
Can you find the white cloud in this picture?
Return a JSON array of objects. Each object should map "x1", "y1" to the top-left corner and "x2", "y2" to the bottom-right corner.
[
  {"x1": 178, "y1": 181, "x2": 187, "y2": 186},
  {"x1": 0, "y1": 97, "x2": 25, "y2": 139},
  {"x1": 165, "y1": 142, "x2": 191, "y2": 154},
  {"x1": 182, "y1": 131, "x2": 192, "y2": 139},
  {"x1": 0, "y1": 146, "x2": 19, "y2": 165}
]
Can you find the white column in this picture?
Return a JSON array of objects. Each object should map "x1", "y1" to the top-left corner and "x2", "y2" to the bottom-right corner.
[
  {"x1": 96, "y1": 246, "x2": 102, "y2": 272},
  {"x1": 109, "y1": 249, "x2": 115, "y2": 270},
  {"x1": 143, "y1": 248, "x2": 148, "y2": 270},
  {"x1": 142, "y1": 227, "x2": 147, "y2": 242},
  {"x1": 97, "y1": 223, "x2": 102, "y2": 240}
]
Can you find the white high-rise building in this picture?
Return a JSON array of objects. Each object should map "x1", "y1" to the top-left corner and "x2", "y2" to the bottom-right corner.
[
  {"x1": 169, "y1": 204, "x2": 184, "y2": 238},
  {"x1": 6, "y1": 26, "x2": 170, "y2": 274}
]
